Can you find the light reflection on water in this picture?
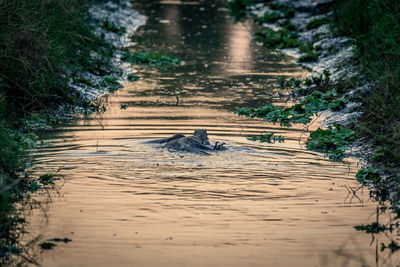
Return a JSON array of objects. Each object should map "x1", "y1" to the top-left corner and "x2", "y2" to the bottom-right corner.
[{"x1": 25, "y1": 0, "x2": 399, "y2": 266}]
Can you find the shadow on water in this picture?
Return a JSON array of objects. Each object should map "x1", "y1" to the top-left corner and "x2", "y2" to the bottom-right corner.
[{"x1": 16, "y1": 0, "x2": 400, "y2": 266}]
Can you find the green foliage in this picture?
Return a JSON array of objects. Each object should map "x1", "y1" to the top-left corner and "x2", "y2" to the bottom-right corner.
[
  {"x1": 276, "y1": 76, "x2": 301, "y2": 90},
  {"x1": 1, "y1": 165, "x2": 61, "y2": 261},
  {"x1": 237, "y1": 71, "x2": 351, "y2": 161},
  {"x1": 269, "y1": 3, "x2": 282, "y2": 10},
  {"x1": 278, "y1": 20, "x2": 296, "y2": 31},
  {"x1": 0, "y1": 190, "x2": 24, "y2": 259},
  {"x1": 0, "y1": 0, "x2": 114, "y2": 113},
  {"x1": 299, "y1": 70, "x2": 333, "y2": 96},
  {"x1": 334, "y1": 0, "x2": 400, "y2": 164},
  {"x1": 288, "y1": 77, "x2": 301, "y2": 88},
  {"x1": 356, "y1": 167, "x2": 381, "y2": 185},
  {"x1": 254, "y1": 11, "x2": 282, "y2": 24},
  {"x1": 0, "y1": 125, "x2": 36, "y2": 176},
  {"x1": 306, "y1": 17, "x2": 330, "y2": 30},
  {"x1": 127, "y1": 74, "x2": 140, "y2": 82},
  {"x1": 306, "y1": 124, "x2": 356, "y2": 161},
  {"x1": 122, "y1": 51, "x2": 182, "y2": 66},
  {"x1": 102, "y1": 18, "x2": 126, "y2": 35},
  {"x1": 283, "y1": 8, "x2": 295, "y2": 18},
  {"x1": 355, "y1": 167, "x2": 391, "y2": 202},
  {"x1": 248, "y1": 132, "x2": 285, "y2": 143},
  {"x1": 0, "y1": 1, "x2": 114, "y2": 261},
  {"x1": 0, "y1": 245, "x2": 22, "y2": 257},
  {"x1": 298, "y1": 51, "x2": 319, "y2": 62},
  {"x1": 298, "y1": 42, "x2": 313, "y2": 53},
  {"x1": 276, "y1": 76, "x2": 286, "y2": 89},
  {"x1": 0, "y1": 128, "x2": 31, "y2": 260},
  {"x1": 354, "y1": 222, "x2": 387, "y2": 233},
  {"x1": 253, "y1": 28, "x2": 299, "y2": 49},
  {"x1": 227, "y1": 0, "x2": 255, "y2": 21},
  {"x1": 38, "y1": 174, "x2": 58, "y2": 185},
  {"x1": 73, "y1": 76, "x2": 97, "y2": 88},
  {"x1": 298, "y1": 42, "x2": 320, "y2": 62},
  {"x1": 237, "y1": 74, "x2": 348, "y2": 128},
  {"x1": 371, "y1": 147, "x2": 392, "y2": 162},
  {"x1": 253, "y1": 7, "x2": 295, "y2": 24},
  {"x1": 236, "y1": 104, "x2": 312, "y2": 127},
  {"x1": 120, "y1": 104, "x2": 128, "y2": 110},
  {"x1": 253, "y1": 15, "x2": 300, "y2": 49},
  {"x1": 312, "y1": 70, "x2": 331, "y2": 86},
  {"x1": 381, "y1": 241, "x2": 400, "y2": 253},
  {"x1": 100, "y1": 76, "x2": 123, "y2": 92},
  {"x1": 28, "y1": 181, "x2": 41, "y2": 193},
  {"x1": 302, "y1": 90, "x2": 348, "y2": 112}
]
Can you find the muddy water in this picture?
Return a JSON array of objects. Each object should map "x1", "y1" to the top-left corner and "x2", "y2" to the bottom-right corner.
[{"x1": 26, "y1": 0, "x2": 399, "y2": 266}]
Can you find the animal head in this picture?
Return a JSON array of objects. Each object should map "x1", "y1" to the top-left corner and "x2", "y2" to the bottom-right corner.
[{"x1": 193, "y1": 129, "x2": 210, "y2": 145}]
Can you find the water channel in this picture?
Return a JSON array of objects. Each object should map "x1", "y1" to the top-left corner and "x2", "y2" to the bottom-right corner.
[{"x1": 24, "y1": 0, "x2": 399, "y2": 266}]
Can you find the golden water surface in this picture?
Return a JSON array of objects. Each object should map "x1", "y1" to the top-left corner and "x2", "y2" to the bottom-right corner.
[{"x1": 24, "y1": 0, "x2": 399, "y2": 266}]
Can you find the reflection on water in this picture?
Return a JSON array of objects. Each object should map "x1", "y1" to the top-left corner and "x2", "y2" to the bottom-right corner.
[{"x1": 24, "y1": 0, "x2": 399, "y2": 266}]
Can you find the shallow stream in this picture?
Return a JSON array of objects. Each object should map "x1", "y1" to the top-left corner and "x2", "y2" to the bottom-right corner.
[{"x1": 24, "y1": 0, "x2": 399, "y2": 266}]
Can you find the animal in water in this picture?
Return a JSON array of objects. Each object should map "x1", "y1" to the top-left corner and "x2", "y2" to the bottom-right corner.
[{"x1": 147, "y1": 129, "x2": 226, "y2": 155}]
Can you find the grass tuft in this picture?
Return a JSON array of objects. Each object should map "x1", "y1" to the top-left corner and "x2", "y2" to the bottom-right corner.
[
  {"x1": 0, "y1": 0, "x2": 113, "y2": 113},
  {"x1": 334, "y1": 0, "x2": 400, "y2": 164}
]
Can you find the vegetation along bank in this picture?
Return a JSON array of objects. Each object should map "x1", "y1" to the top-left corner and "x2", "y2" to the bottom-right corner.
[
  {"x1": 228, "y1": 0, "x2": 400, "y2": 234},
  {"x1": 0, "y1": 0, "x2": 146, "y2": 263}
]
